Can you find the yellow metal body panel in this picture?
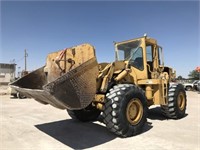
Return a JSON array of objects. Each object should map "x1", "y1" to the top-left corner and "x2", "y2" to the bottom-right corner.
[
  {"x1": 44, "y1": 44, "x2": 95, "y2": 83},
  {"x1": 138, "y1": 79, "x2": 167, "y2": 105}
]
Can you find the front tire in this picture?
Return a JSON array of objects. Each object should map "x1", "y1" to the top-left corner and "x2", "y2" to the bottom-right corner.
[
  {"x1": 103, "y1": 84, "x2": 147, "y2": 137},
  {"x1": 67, "y1": 104, "x2": 101, "y2": 122},
  {"x1": 161, "y1": 84, "x2": 187, "y2": 119}
]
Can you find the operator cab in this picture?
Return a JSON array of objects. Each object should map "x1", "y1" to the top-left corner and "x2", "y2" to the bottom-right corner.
[
  {"x1": 115, "y1": 36, "x2": 164, "y2": 79},
  {"x1": 115, "y1": 39, "x2": 144, "y2": 71}
]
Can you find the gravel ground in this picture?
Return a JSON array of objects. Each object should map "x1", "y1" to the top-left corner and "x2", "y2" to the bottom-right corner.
[{"x1": 0, "y1": 91, "x2": 199, "y2": 150}]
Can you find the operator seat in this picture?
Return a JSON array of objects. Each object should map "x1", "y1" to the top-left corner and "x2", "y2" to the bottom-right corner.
[{"x1": 132, "y1": 57, "x2": 143, "y2": 70}]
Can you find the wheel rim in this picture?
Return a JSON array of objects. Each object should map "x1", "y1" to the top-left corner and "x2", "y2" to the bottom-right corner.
[
  {"x1": 126, "y1": 98, "x2": 143, "y2": 125},
  {"x1": 177, "y1": 92, "x2": 186, "y2": 111}
]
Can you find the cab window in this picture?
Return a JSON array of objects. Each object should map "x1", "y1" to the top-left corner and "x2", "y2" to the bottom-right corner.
[{"x1": 129, "y1": 47, "x2": 144, "y2": 70}]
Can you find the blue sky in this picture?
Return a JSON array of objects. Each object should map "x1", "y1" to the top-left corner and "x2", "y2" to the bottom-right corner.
[{"x1": 1, "y1": 1, "x2": 199, "y2": 78}]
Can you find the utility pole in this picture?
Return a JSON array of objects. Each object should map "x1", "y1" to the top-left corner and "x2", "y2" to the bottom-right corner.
[
  {"x1": 24, "y1": 49, "x2": 28, "y2": 71},
  {"x1": 18, "y1": 67, "x2": 21, "y2": 78}
]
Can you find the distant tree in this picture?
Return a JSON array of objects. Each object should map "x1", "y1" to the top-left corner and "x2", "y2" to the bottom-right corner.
[
  {"x1": 188, "y1": 70, "x2": 199, "y2": 80},
  {"x1": 177, "y1": 75, "x2": 183, "y2": 80}
]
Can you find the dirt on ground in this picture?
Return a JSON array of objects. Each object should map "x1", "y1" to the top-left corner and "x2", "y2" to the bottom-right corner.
[
  {"x1": 0, "y1": 86, "x2": 10, "y2": 95},
  {"x1": 0, "y1": 91, "x2": 199, "y2": 150}
]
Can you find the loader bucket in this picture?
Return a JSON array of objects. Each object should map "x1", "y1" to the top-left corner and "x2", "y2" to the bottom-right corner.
[{"x1": 10, "y1": 44, "x2": 99, "y2": 110}]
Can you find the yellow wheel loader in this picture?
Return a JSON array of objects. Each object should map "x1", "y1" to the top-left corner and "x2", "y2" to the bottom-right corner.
[{"x1": 11, "y1": 35, "x2": 187, "y2": 137}]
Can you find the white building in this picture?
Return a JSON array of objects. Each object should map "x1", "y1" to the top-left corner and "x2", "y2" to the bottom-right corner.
[{"x1": 0, "y1": 63, "x2": 16, "y2": 85}]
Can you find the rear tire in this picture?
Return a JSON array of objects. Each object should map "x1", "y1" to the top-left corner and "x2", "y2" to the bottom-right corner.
[
  {"x1": 185, "y1": 86, "x2": 192, "y2": 91},
  {"x1": 13, "y1": 94, "x2": 18, "y2": 98},
  {"x1": 67, "y1": 104, "x2": 101, "y2": 122},
  {"x1": 161, "y1": 84, "x2": 187, "y2": 119},
  {"x1": 17, "y1": 92, "x2": 26, "y2": 99},
  {"x1": 102, "y1": 84, "x2": 147, "y2": 137}
]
